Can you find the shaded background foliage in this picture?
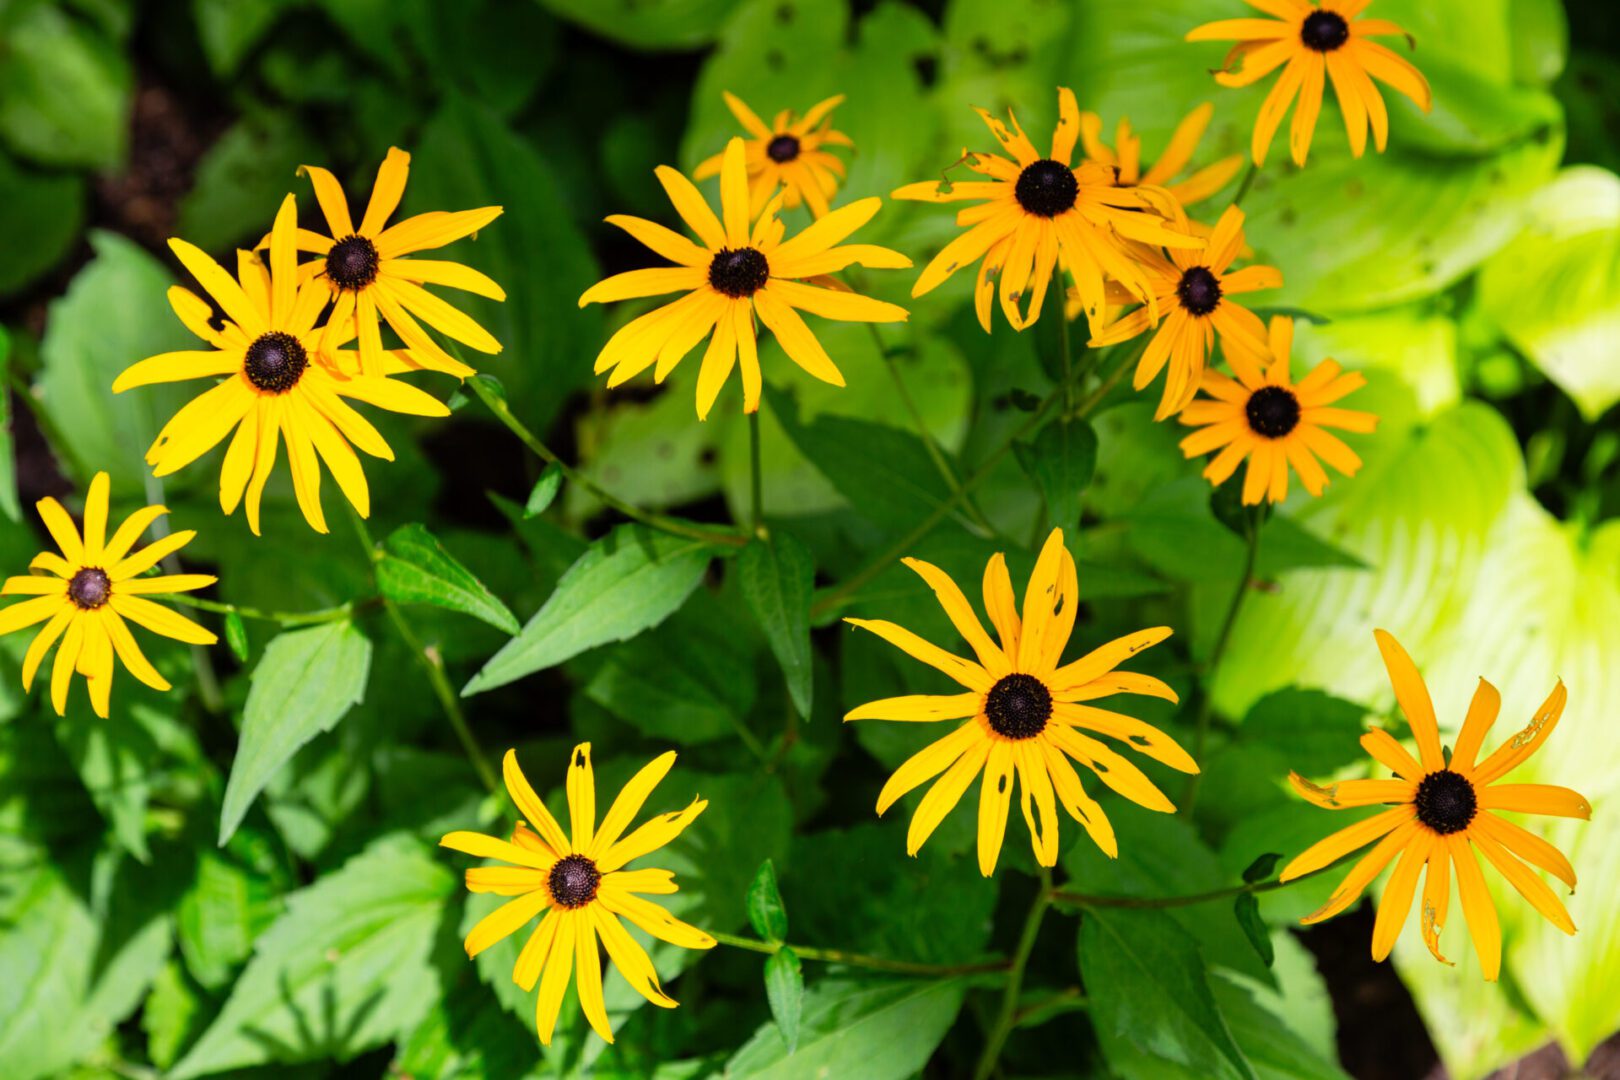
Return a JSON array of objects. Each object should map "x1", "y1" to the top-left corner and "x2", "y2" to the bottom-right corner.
[{"x1": 0, "y1": 0, "x2": 1617, "y2": 1077}]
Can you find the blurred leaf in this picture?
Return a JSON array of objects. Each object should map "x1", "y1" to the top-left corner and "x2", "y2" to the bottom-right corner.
[
  {"x1": 1014, "y1": 418, "x2": 1099, "y2": 530},
  {"x1": 1239, "y1": 689, "x2": 1370, "y2": 777},
  {"x1": 762, "y1": 948, "x2": 803, "y2": 1055},
  {"x1": 1080, "y1": 906, "x2": 1255, "y2": 1080},
  {"x1": 390, "y1": 975, "x2": 541, "y2": 1080},
  {"x1": 170, "y1": 835, "x2": 454, "y2": 1078},
  {"x1": 219, "y1": 620, "x2": 373, "y2": 844},
  {"x1": 465, "y1": 524, "x2": 718, "y2": 696},
  {"x1": 738, "y1": 533, "x2": 814, "y2": 718},
  {"x1": 177, "y1": 112, "x2": 322, "y2": 251},
  {"x1": 1231, "y1": 894, "x2": 1274, "y2": 969},
  {"x1": 0, "y1": 329, "x2": 14, "y2": 521},
  {"x1": 176, "y1": 848, "x2": 285, "y2": 990},
  {"x1": 537, "y1": 0, "x2": 743, "y2": 50},
  {"x1": 1240, "y1": 853, "x2": 1281, "y2": 884},
  {"x1": 0, "y1": 150, "x2": 83, "y2": 298},
  {"x1": 746, "y1": 858, "x2": 788, "y2": 942},
  {"x1": 726, "y1": 977, "x2": 967, "y2": 1079},
  {"x1": 224, "y1": 610, "x2": 249, "y2": 661},
  {"x1": 523, "y1": 462, "x2": 563, "y2": 518},
  {"x1": 377, "y1": 523, "x2": 520, "y2": 635},
  {"x1": 53, "y1": 702, "x2": 161, "y2": 862},
  {"x1": 143, "y1": 960, "x2": 206, "y2": 1071},
  {"x1": 0, "y1": 2, "x2": 130, "y2": 167}
]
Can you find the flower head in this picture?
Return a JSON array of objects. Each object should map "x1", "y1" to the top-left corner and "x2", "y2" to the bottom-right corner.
[
  {"x1": 441, "y1": 746, "x2": 713, "y2": 1044},
  {"x1": 579, "y1": 137, "x2": 911, "y2": 419},
  {"x1": 694, "y1": 92, "x2": 852, "y2": 218},
  {"x1": 1187, "y1": 0, "x2": 1432, "y2": 167},
  {"x1": 1078, "y1": 103, "x2": 1245, "y2": 209},
  {"x1": 0, "y1": 472, "x2": 216, "y2": 718},
  {"x1": 1280, "y1": 630, "x2": 1588, "y2": 981},
  {"x1": 113, "y1": 194, "x2": 452, "y2": 535},
  {"x1": 1178, "y1": 314, "x2": 1376, "y2": 504},
  {"x1": 892, "y1": 87, "x2": 1203, "y2": 335},
  {"x1": 290, "y1": 147, "x2": 505, "y2": 377},
  {"x1": 844, "y1": 528, "x2": 1197, "y2": 876},
  {"x1": 1091, "y1": 205, "x2": 1281, "y2": 419}
]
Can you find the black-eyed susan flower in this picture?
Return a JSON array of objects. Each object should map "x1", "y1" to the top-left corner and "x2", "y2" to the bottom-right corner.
[
  {"x1": 579, "y1": 137, "x2": 911, "y2": 419},
  {"x1": 1188, "y1": 0, "x2": 1432, "y2": 167},
  {"x1": 113, "y1": 194, "x2": 451, "y2": 535},
  {"x1": 694, "y1": 92, "x2": 852, "y2": 219},
  {"x1": 0, "y1": 472, "x2": 216, "y2": 718},
  {"x1": 1090, "y1": 204, "x2": 1280, "y2": 420},
  {"x1": 1078, "y1": 103, "x2": 1245, "y2": 210},
  {"x1": 1178, "y1": 314, "x2": 1375, "y2": 504},
  {"x1": 844, "y1": 528, "x2": 1196, "y2": 876},
  {"x1": 441, "y1": 746, "x2": 714, "y2": 1045},
  {"x1": 893, "y1": 87, "x2": 1202, "y2": 335},
  {"x1": 289, "y1": 146, "x2": 504, "y2": 377},
  {"x1": 1281, "y1": 630, "x2": 1587, "y2": 981}
]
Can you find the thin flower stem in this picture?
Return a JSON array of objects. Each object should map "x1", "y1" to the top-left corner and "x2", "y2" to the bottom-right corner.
[
  {"x1": 1050, "y1": 858, "x2": 1338, "y2": 909},
  {"x1": 164, "y1": 593, "x2": 357, "y2": 627},
  {"x1": 1059, "y1": 305, "x2": 1075, "y2": 417},
  {"x1": 346, "y1": 509, "x2": 500, "y2": 795},
  {"x1": 469, "y1": 377, "x2": 744, "y2": 548},
  {"x1": 747, "y1": 409, "x2": 765, "y2": 538},
  {"x1": 973, "y1": 869, "x2": 1053, "y2": 1080},
  {"x1": 709, "y1": 930, "x2": 1009, "y2": 977},
  {"x1": 1232, "y1": 160, "x2": 1262, "y2": 206},
  {"x1": 1184, "y1": 514, "x2": 1263, "y2": 811}
]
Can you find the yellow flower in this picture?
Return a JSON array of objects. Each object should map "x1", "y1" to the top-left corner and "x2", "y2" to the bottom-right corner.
[
  {"x1": 579, "y1": 137, "x2": 911, "y2": 419},
  {"x1": 1077, "y1": 103, "x2": 1245, "y2": 209},
  {"x1": 0, "y1": 472, "x2": 216, "y2": 718},
  {"x1": 892, "y1": 87, "x2": 1202, "y2": 335},
  {"x1": 1090, "y1": 205, "x2": 1281, "y2": 420},
  {"x1": 1178, "y1": 315, "x2": 1376, "y2": 504},
  {"x1": 844, "y1": 528, "x2": 1196, "y2": 876},
  {"x1": 290, "y1": 147, "x2": 505, "y2": 377},
  {"x1": 441, "y1": 746, "x2": 714, "y2": 1045},
  {"x1": 113, "y1": 194, "x2": 452, "y2": 535},
  {"x1": 694, "y1": 92, "x2": 853, "y2": 218},
  {"x1": 1281, "y1": 630, "x2": 1588, "y2": 981},
  {"x1": 1187, "y1": 0, "x2": 1432, "y2": 167}
]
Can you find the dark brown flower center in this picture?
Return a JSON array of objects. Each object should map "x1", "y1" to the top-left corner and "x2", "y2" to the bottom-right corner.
[
  {"x1": 1414, "y1": 770, "x2": 1477, "y2": 835},
  {"x1": 767, "y1": 134, "x2": 801, "y2": 163},
  {"x1": 325, "y1": 234, "x2": 380, "y2": 291},
  {"x1": 548, "y1": 853, "x2": 601, "y2": 908},
  {"x1": 985, "y1": 673, "x2": 1053, "y2": 740},
  {"x1": 1014, "y1": 159, "x2": 1079, "y2": 218},
  {"x1": 244, "y1": 331, "x2": 308, "y2": 394},
  {"x1": 68, "y1": 567, "x2": 111, "y2": 610},
  {"x1": 1245, "y1": 385, "x2": 1301, "y2": 438},
  {"x1": 1300, "y1": 10, "x2": 1349, "y2": 52},
  {"x1": 708, "y1": 246, "x2": 770, "y2": 298},
  {"x1": 1177, "y1": 266, "x2": 1223, "y2": 316}
]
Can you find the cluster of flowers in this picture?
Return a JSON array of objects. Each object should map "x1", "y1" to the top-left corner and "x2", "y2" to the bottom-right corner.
[{"x1": 0, "y1": 0, "x2": 1589, "y2": 1049}]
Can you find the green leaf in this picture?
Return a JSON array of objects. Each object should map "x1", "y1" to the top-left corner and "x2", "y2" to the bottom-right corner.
[
  {"x1": 1014, "y1": 419, "x2": 1099, "y2": 530},
  {"x1": 763, "y1": 948, "x2": 804, "y2": 1055},
  {"x1": 1240, "y1": 854, "x2": 1282, "y2": 884},
  {"x1": 143, "y1": 961, "x2": 206, "y2": 1071},
  {"x1": 223, "y1": 610, "x2": 249, "y2": 662},
  {"x1": 176, "y1": 112, "x2": 322, "y2": 251},
  {"x1": 536, "y1": 0, "x2": 742, "y2": 50},
  {"x1": 391, "y1": 978, "x2": 541, "y2": 1080},
  {"x1": 170, "y1": 835, "x2": 454, "y2": 1078},
  {"x1": 175, "y1": 848, "x2": 285, "y2": 990},
  {"x1": 464, "y1": 524, "x2": 718, "y2": 696},
  {"x1": 1232, "y1": 894, "x2": 1275, "y2": 969},
  {"x1": 219, "y1": 621, "x2": 373, "y2": 845},
  {"x1": 738, "y1": 533, "x2": 815, "y2": 718},
  {"x1": 746, "y1": 859, "x2": 788, "y2": 942},
  {"x1": 0, "y1": 2, "x2": 130, "y2": 167},
  {"x1": 0, "y1": 328, "x2": 16, "y2": 522},
  {"x1": 377, "y1": 523, "x2": 520, "y2": 635},
  {"x1": 726, "y1": 978, "x2": 967, "y2": 1080},
  {"x1": 1080, "y1": 906, "x2": 1255, "y2": 1080},
  {"x1": 1240, "y1": 690, "x2": 1371, "y2": 777},
  {"x1": 523, "y1": 462, "x2": 564, "y2": 518},
  {"x1": 0, "y1": 149, "x2": 83, "y2": 298}
]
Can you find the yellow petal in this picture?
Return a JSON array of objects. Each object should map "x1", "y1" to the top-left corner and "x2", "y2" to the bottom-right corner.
[{"x1": 590, "y1": 750, "x2": 676, "y2": 859}]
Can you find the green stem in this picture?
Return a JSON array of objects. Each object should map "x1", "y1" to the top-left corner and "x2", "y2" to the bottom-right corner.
[
  {"x1": 1059, "y1": 304, "x2": 1075, "y2": 418},
  {"x1": 1051, "y1": 858, "x2": 1337, "y2": 909},
  {"x1": 747, "y1": 409, "x2": 765, "y2": 538},
  {"x1": 709, "y1": 930, "x2": 1009, "y2": 977},
  {"x1": 470, "y1": 377, "x2": 744, "y2": 548},
  {"x1": 347, "y1": 510, "x2": 500, "y2": 795},
  {"x1": 1183, "y1": 514, "x2": 1263, "y2": 811},
  {"x1": 164, "y1": 593, "x2": 357, "y2": 627},
  {"x1": 1232, "y1": 160, "x2": 1262, "y2": 206},
  {"x1": 973, "y1": 870, "x2": 1053, "y2": 1080}
]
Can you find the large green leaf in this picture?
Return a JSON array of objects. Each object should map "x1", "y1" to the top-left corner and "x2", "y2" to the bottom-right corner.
[
  {"x1": 176, "y1": 112, "x2": 323, "y2": 252},
  {"x1": 170, "y1": 835, "x2": 454, "y2": 1078},
  {"x1": 737, "y1": 532, "x2": 815, "y2": 718},
  {"x1": 537, "y1": 0, "x2": 743, "y2": 50},
  {"x1": 377, "y1": 523, "x2": 520, "y2": 634},
  {"x1": 0, "y1": 150, "x2": 83, "y2": 298},
  {"x1": 0, "y1": 2, "x2": 130, "y2": 167},
  {"x1": 219, "y1": 620, "x2": 374, "y2": 844}
]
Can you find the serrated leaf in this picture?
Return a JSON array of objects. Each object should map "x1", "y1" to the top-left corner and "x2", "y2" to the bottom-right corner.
[
  {"x1": 170, "y1": 835, "x2": 454, "y2": 1079},
  {"x1": 764, "y1": 948, "x2": 804, "y2": 1055},
  {"x1": 523, "y1": 462, "x2": 564, "y2": 518},
  {"x1": 1014, "y1": 418, "x2": 1099, "y2": 530},
  {"x1": 464, "y1": 524, "x2": 718, "y2": 696},
  {"x1": 377, "y1": 523, "x2": 520, "y2": 635},
  {"x1": 219, "y1": 621, "x2": 372, "y2": 845},
  {"x1": 738, "y1": 534, "x2": 814, "y2": 718},
  {"x1": 746, "y1": 859, "x2": 788, "y2": 943},
  {"x1": 1232, "y1": 894, "x2": 1275, "y2": 969}
]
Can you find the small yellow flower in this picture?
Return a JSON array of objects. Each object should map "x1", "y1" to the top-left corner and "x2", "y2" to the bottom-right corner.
[
  {"x1": 1077, "y1": 103, "x2": 1245, "y2": 209},
  {"x1": 893, "y1": 87, "x2": 1202, "y2": 335},
  {"x1": 1178, "y1": 315, "x2": 1376, "y2": 504},
  {"x1": 1090, "y1": 205, "x2": 1281, "y2": 420},
  {"x1": 844, "y1": 528, "x2": 1196, "y2": 876},
  {"x1": 579, "y1": 136, "x2": 911, "y2": 419},
  {"x1": 694, "y1": 92, "x2": 853, "y2": 218},
  {"x1": 1281, "y1": 630, "x2": 1588, "y2": 981},
  {"x1": 290, "y1": 147, "x2": 505, "y2": 377},
  {"x1": 1187, "y1": 0, "x2": 1432, "y2": 167},
  {"x1": 0, "y1": 472, "x2": 216, "y2": 718},
  {"x1": 113, "y1": 194, "x2": 452, "y2": 535},
  {"x1": 441, "y1": 746, "x2": 714, "y2": 1045}
]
